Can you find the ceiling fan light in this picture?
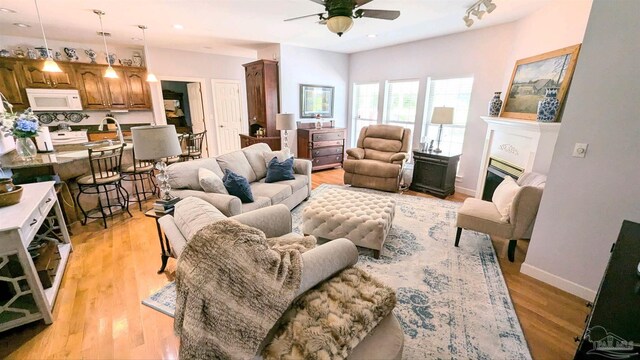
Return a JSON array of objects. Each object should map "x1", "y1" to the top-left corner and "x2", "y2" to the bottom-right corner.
[
  {"x1": 146, "y1": 72, "x2": 158, "y2": 82},
  {"x1": 471, "y1": 8, "x2": 485, "y2": 19},
  {"x1": 485, "y1": 1, "x2": 497, "y2": 13},
  {"x1": 104, "y1": 66, "x2": 118, "y2": 79},
  {"x1": 326, "y1": 16, "x2": 353, "y2": 36},
  {"x1": 42, "y1": 57, "x2": 62, "y2": 72},
  {"x1": 463, "y1": 15, "x2": 474, "y2": 27}
]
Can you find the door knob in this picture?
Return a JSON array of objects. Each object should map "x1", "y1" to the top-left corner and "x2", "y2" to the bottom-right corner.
[{"x1": 219, "y1": 125, "x2": 225, "y2": 128}]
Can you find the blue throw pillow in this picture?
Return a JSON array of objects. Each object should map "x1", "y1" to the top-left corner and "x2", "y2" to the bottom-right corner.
[
  {"x1": 222, "y1": 169, "x2": 254, "y2": 203},
  {"x1": 265, "y1": 156, "x2": 295, "y2": 183}
]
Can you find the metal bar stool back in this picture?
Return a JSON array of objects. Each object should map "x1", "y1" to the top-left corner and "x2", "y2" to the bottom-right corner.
[
  {"x1": 180, "y1": 131, "x2": 206, "y2": 161},
  {"x1": 122, "y1": 147, "x2": 157, "y2": 211}
]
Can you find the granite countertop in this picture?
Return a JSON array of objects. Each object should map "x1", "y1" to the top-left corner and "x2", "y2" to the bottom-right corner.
[{"x1": 0, "y1": 141, "x2": 133, "y2": 170}]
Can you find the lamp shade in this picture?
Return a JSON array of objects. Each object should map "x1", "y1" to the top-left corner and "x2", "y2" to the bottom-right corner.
[
  {"x1": 131, "y1": 125, "x2": 182, "y2": 160},
  {"x1": 431, "y1": 107, "x2": 454, "y2": 125},
  {"x1": 326, "y1": 16, "x2": 353, "y2": 36},
  {"x1": 276, "y1": 113, "x2": 296, "y2": 131}
]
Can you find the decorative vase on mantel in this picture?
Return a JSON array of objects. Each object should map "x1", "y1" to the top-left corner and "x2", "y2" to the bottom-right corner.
[
  {"x1": 536, "y1": 87, "x2": 560, "y2": 122},
  {"x1": 15, "y1": 138, "x2": 37, "y2": 161},
  {"x1": 488, "y1": 91, "x2": 503, "y2": 116}
]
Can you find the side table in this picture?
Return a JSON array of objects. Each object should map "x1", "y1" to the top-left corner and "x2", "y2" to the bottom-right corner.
[
  {"x1": 144, "y1": 209, "x2": 173, "y2": 274},
  {"x1": 410, "y1": 150, "x2": 462, "y2": 198}
]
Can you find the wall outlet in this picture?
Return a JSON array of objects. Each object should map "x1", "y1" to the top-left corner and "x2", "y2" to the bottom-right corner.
[{"x1": 572, "y1": 143, "x2": 588, "y2": 158}]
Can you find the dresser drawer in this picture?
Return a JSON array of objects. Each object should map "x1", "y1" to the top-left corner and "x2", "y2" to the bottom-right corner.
[
  {"x1": 312, "y1": 146, "x2": 343, "y2": 157},
  {"x1": 312, "y1": 131, "x2": 344, "y2": 142},
  {"x1": 20, "y1": 207, "x2": 42, "y2": 241},
  {"x1": 38, "y1": 189, "x2": 56, "y2": 216},
  {"x1": 312, "y1": 140, "x2": 343, "y2": 148},
  {"x1": 312, "y1": 154, "x2": 343, "y2": 167}
]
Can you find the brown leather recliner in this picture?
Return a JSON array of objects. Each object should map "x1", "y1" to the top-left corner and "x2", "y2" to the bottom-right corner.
[{"x1": 343, "y1": 125, "x2": 411, "y2": 192}]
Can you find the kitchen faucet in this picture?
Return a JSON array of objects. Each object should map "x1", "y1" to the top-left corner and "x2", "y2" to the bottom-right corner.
[{"x1": 98, "y1": 115, "x2": 124, "y2": 144}]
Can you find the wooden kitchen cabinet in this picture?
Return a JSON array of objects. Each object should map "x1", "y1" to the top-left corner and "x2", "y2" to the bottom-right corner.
[
  {"x1": 21, "y1": 60, "x2": 76, "y2": 89},
  {"x1": 104, "y1": 68, "x2": 129, "y2": 110},
  {"x1": 124, "y1": 68, "x2": 151, "y2": 109},
  {"x1": 75, "y1": 65, "x2": 109, "y2": 109},
  {"x1": 0, "y1": 58, "x2": 28, "y2": 111}
]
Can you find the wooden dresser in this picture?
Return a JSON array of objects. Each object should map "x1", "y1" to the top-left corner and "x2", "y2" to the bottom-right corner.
[
  {"x1": 240, "y1": 59, "x2": 281, "y2": 150},
  {"x1": 297, "y1": 121, "x2": 346, "y2": 171}
]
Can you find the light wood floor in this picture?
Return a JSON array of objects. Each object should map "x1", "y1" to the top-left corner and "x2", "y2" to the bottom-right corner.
[{"x1": 1, "y1": 168, "x2": 588, "y2": 359}]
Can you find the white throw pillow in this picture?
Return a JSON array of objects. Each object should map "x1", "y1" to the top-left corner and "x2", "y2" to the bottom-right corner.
[
  {"x1": 263, "y1": 148, "x2": 292, "y2": 167},
  {"x1": 198, "y1": 168, "x2": 228, "y2": 194},
  {"x1": 492, "y1": 176, "x2": 521, "y2": 223}
]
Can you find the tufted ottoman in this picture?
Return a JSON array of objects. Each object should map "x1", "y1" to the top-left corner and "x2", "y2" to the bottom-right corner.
[{"x1": 302, "y1": 188, "x2": 395, "y2": 258}]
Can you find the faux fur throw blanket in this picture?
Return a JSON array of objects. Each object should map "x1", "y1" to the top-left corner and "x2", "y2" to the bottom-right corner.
[
  {"x1": 174, "y1": 220, "x2": 315, "y2": 360},
  {"x1": 263, "y1": 267, "x2": 397, "y2": 360}
]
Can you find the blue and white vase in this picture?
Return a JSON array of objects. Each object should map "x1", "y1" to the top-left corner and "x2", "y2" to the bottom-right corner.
[
  {"x1": 488, "y1": 91, "x2": 502, "y2": 116},
  {"x1": 536, "y1": 87, "x2": 560, "y2": 122}
]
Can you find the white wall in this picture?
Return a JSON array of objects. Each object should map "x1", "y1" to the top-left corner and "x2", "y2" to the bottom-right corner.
[
  {"x1": 147, "y1": 47, "x2": 254, "y2": 156},
  {"x1": 348, "y1": 24, "x2": 516, "y2": 194},
  {"x1": 279, "y1": 44, "x2": 349, "y2": 155},
  {"x1": 521, "y1": 0, "x2": 640, "y2": 300}
]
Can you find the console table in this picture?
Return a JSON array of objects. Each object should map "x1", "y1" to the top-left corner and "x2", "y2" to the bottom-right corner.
[
  {"x1": 0, "y1": 181, "x2": 72, "y2": 332},
  {"x1": 410, "y1": 150, "x2": 461, "y2": 198}
]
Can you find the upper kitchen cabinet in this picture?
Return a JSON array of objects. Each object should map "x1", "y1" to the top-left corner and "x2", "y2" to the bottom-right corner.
[
  {"x1": 124, "y1": 68, "x2": 152, "y2": 109},
  {"x1": 75, "y1": 65, "x2": 109, "y2": 110},
  {"x1": 21, "y1": 59, "x2": 76, "y2": 89},
  {"x1": 0, "y1": 58, "x2": 29, "y2": 111}
]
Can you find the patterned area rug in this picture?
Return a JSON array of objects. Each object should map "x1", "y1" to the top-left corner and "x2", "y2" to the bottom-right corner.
[{"x1": 142, "y1": 184, "x2": 531, "y2": 359}]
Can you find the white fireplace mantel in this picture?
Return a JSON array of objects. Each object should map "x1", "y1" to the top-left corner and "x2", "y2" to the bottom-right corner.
[{"x1": 475, "y1": 116, "x2": 561, "y2": 198}]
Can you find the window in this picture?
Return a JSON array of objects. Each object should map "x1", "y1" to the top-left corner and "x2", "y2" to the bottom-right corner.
[
  {"x1": 383, "y1": 80, "x2": 419, "y2": 135},
  {"x1": 352, "y1": 83, "x2": 379, "y2": 143},
  {"x1": 423, "y1": 77, "x2": 474, "y2": 154}
]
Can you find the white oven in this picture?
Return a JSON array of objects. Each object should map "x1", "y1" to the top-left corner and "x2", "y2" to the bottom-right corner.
[
  {"x1": 26, "y1": 88, "x2": 83, "y2": 111},
  {"x1": 50, "y1": 130, "x2": 88, "y2": 145}
]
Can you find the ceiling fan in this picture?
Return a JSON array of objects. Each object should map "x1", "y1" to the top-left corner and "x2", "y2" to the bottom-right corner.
[{"x1": 284, "y1": 0, "x2": 400, "y2": 37}]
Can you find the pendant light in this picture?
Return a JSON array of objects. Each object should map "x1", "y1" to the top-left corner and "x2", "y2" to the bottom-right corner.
[
  {"x1": 94, "y1": 9, "x2": 118, "y2": 79},
  {"x1": 138, "y1": 25, "x2": 158, "y2": 82},
  {"x1": 34, "y1": 0, "x2": 61, "y2": 72}
]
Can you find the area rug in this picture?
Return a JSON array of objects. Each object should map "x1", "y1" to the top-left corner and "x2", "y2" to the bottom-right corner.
[{"x1": 142, "y1": 184, "x2": 531, "y2": 359}]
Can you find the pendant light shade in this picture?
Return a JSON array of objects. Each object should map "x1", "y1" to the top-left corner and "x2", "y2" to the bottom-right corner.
[
  {"x1": 326, "y1": 16, "x2": 353, "y2": 37},
  {"x1": 138, "y1": 25, "x2": 158, "y2": 82},
  {"x1": 34, "y1": 0, "x2": 61, "y2": 73},
  {"x1": 94, "y1": 9, "x2": 118, "y2": 79}
]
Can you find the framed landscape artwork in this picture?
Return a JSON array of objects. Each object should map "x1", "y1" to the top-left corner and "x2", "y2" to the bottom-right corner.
[
  {"x1": 501, "y1": 44, "x2": 581, "y2": 120},
  {"x1": 300, "y1": 84, "x2": 334, "y2": 118}
]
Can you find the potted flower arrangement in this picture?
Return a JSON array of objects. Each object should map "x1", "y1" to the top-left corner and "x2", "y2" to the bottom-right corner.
[{"x1": 1, "y1": 93, "x2": 40, "y2": 161}]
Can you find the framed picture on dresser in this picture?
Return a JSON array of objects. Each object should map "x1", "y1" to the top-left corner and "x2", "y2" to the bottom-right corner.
[{"x1": 300, "y1": 84, "x2": 334, "y2": 118}]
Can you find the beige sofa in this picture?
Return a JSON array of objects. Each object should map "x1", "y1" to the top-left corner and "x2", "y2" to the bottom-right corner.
[
  {"x1": 343, "y1": 125, "x2": 411, "y2": 192},
  {"x1": 158, "y1": 198, "x2": 404, "y2": 359},
  {"x1": 165, "y1": 143, "x2": 312, "y2": 216}
]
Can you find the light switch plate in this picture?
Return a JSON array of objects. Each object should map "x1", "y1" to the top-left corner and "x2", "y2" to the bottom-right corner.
[{"x1": 573, "y1": 143, "x2": 588, "y2": 158}]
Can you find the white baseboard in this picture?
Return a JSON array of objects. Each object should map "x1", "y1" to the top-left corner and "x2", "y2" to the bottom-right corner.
[
  {"x1": 520, "y1": 262, "x2": 597, "y2": 301},
  {"x1": 455, "y1": 185, "x2": 476, "y2": 197}
]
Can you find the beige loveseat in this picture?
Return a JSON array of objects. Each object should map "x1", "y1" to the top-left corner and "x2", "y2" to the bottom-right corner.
[
  {"x1": 165, "y1": 143, "x2": 312, "y2": 216},
  {"x1": 343, "y1": 125, "x2": 411, "y2": 192},
  {"x1": 158, "y1": 198, "x2": 404, "y2": 359}
]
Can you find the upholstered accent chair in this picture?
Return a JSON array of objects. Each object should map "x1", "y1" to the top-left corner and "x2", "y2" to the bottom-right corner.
[
  {"x1": 455, "y1": 173, "x2": 546, "y2": 262},
  {"x1": 343, "y1": 125, "x2": 411, "y2": 192}
]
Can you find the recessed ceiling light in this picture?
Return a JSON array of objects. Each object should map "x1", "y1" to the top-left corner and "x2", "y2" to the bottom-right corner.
[
  {"x1": 367, "y1": 34, "x2": 377, "y2": 38},
  {"x1": 13, "y1": 23, "x2": 30, "y2": 28},
  {"x1": 0, "y1": 8, "x2": 17, "y2": 13},
  {"x1": 173, "y1": 24, "x2": 184, "y2": 30}
]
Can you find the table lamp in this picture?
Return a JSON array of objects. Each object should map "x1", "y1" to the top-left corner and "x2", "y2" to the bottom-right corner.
[
  {"x1": 131, "y1": 125, "x2": 182, "y2": 201},
  {"x1": 276, "y1": 113, "x2": 296, "y2": 149},
  {"x1": 430, "y1": 107, "x2": 454, "y2": 154}
]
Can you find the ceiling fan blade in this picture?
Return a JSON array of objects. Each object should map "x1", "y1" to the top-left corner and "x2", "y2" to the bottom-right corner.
[
  {"x1": 308, "y1": 0, "x2": 326, "y2": 5},
  {"x1": 318, "y1": 19, "x2": 327, "y2": 25},
  {"x1": 284, "y1": 12, "x2": 325, "y2": 22},
  {"x1": 358, "y1": 9, "x2": 400, "y2": 20},
  {"x1": 355, "y1": 0, "x2": 373, "y2": 8}
]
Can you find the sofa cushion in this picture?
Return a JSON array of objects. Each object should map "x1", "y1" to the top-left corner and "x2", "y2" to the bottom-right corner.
[
  {"x1": 241, "y1": 143, "x2": 272, "y2": 180},
  {"x1": 343, "y1": 159, "x2": 401, "y2": 178},
  {"x1": 217, "y1": 150, "x2": 257, "y2": 183},
  {"x1": 365, "y1": 125, "x2": 405, "y2": 141},
  {"x1": 250, "y1": 182, "x2": 292, "y2": 205},
  {"x1": 265, "y1": 157, "x2": 295, "y2": 183},
  {"x1": 174, "y1": 197, "x2": 227, "y2": 241},
  {"x1": 362, "y1": 137, "x2": 403, "y2": 153},
  {"x1": 364, "y1": 149, "x2": 396, "y2": 163},
  {"x1": 241, "y1": 196, "x2": 272, "y2": 212},
  {"x1": 198, "y1": 168, "x2": 228, "y2": 194},
  {"x1": 223, "y1": 169, "x2": 254, "y2": 203},
  {"x1": 457, "y1": 198, "x2": 514, "y2": 238},
  {"x1": 492, "y1": 176, "x2": 520, "y2": 222},
  {"x1": 268, "y1": 174, "x2": 308, "y2": 193},
  {"x1": 166, "y1": 158, "x2": 224, "y2": 190}
]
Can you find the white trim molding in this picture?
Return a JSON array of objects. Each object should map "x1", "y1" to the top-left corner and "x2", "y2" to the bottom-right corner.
[{"x1": 520, "y1": 262, "x2": 597, "y2": 301}]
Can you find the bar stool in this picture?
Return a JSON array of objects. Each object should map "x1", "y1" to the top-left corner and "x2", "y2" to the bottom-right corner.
[
  {"x1": 180, "y1": 131, "x2": 206, "y2": 161},
  {"x1": 122, "y1": 148, "x2": 157, "y2": 211},
  {"x1": 164, "y1": 133, "x2": 185, "y2": 165},
  {"x1": 76, "y1": 144, "x2": 132, "y2": 229}
]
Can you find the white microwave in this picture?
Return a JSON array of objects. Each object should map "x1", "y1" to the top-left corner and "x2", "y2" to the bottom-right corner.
[{"x1": 26, "y1": 88, "x2": 83, "y2": 111}]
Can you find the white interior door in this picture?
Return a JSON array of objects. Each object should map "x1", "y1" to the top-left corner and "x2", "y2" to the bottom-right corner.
[
  {"x1": 186, "y1": 82, "x2": 208, "y2": 157},
  {"x1": 212, "y1": 80, "x2": 243, "y2": 154}
]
